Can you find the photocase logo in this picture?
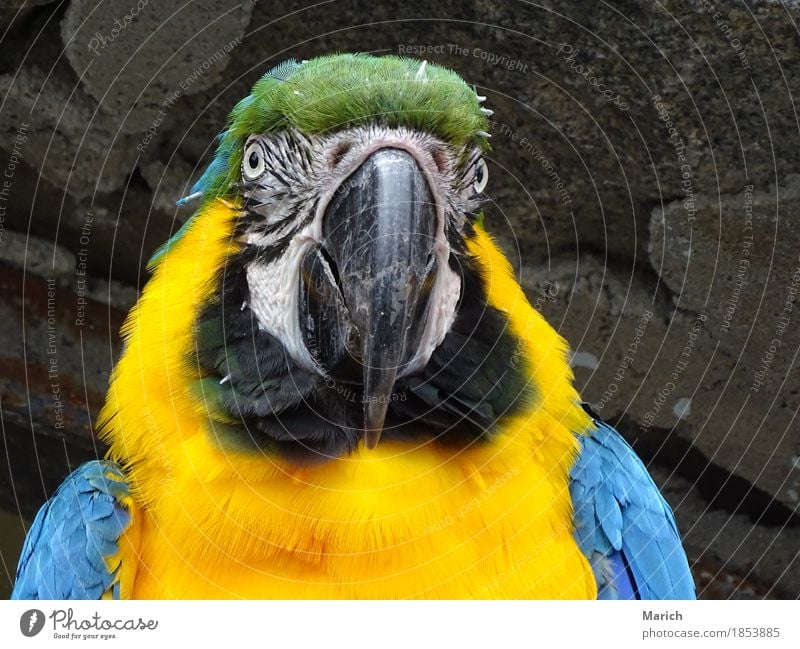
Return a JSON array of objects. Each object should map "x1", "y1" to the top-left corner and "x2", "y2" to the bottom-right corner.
[{"x1": 20, "y1": 609, "x2": 45, "y2": 637}]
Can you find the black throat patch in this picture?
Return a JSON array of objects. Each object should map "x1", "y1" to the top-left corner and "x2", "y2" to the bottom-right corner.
[{"x1": 189, "y1": 244, "x2": 535, "y2": 463}]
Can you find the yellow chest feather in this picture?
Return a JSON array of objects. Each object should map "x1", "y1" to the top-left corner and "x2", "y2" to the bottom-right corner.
[
  {"x1": 102, "y1": 200, "x2": 595, "y2": 599},
  {"x1": 119, "y1": 427, "x2": 595, "y2": 599}
]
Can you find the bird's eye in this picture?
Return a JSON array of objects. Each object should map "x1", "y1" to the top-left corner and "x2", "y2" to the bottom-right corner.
[
  {"x1": 242, "y1": 140, "x2": 266, "y2": 181},
  {"x1": 473, "y1": 158, "x2": 489, "y2": 193}
]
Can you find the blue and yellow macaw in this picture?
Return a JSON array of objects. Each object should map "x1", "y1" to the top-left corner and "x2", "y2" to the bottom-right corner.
[{"x1": 13, "y1": 54, "x2": 694, "y2": 599}]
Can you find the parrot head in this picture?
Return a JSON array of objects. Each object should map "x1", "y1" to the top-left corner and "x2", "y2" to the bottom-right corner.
[{"x1": 104, "y1": 54, "x2": 575, "y2": 468}]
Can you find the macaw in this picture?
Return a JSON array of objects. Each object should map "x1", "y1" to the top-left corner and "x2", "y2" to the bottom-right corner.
[{"x1": 12, "y1": 54, "x2": 695, "y2": 600}]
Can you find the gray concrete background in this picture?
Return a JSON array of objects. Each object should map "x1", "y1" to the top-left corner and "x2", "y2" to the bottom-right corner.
[{"x1": 0, "y1": 0, "x2": 798, "y2": 598}]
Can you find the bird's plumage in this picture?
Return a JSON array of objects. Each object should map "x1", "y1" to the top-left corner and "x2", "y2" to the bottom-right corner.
[
  {"x1": 12, "y1": 53, "x2": 694, "y2": 600},
  {"x1": 571, "y1": 410, "x2": 695, "y2": 599},
  {"x1": 11, "y1": 461, "x2": 132, "y2": 599}
]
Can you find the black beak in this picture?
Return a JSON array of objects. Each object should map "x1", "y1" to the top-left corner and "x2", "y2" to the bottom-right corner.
[{"x1": 300, "y1": 148, "x2": 437, "y2": 449}]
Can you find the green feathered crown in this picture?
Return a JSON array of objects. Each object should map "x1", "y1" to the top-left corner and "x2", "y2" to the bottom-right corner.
[{"x1": 151, "y1": 53, "x2": 491, "y2": 267}]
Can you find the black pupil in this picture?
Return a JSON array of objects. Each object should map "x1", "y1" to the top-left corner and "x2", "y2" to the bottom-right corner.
[
  {"x1": 476, "y1": 164, "x2": 484, "y2": 183},
  {"x1": 248, "y1": 149, "x2": 260, "y2": 169}
]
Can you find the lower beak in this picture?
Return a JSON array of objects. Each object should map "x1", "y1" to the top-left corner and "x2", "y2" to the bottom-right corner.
[{"x1": 300, "y1": 148, "x2": 437, "y2": 449}]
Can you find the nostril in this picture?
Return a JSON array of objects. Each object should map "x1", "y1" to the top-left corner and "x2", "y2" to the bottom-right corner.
[
  {"x1": 430, "y1": 145, "x2": 448, "y2": 173},
  {"x1": 329, "y1": 141, "x2": 353, "y2": 168}
]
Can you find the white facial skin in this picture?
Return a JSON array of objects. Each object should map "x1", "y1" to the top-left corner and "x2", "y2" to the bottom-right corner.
[{"x1": 240, "y1": 124, "x2": 488, "y2": 377}]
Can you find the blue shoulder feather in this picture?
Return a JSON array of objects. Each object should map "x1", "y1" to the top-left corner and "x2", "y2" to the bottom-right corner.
[
  {"x1": 11, "y1": 461, "x2": 132, "y2": 600},
  {"x1": 570, "y1": 408, "x2": 696, "y2": 599}
]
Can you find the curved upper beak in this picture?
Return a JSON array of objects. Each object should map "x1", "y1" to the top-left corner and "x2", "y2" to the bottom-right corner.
[{"x1": 300, "y1": 148, "x2": 438, "y2": 449}]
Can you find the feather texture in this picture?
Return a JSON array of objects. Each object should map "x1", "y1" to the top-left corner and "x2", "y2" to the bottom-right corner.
[
  {"x1": 11, "y1": 461, "x2": 132, "y2": 600},
  {"x1": 152, "y1": 54, "x2": 491, "y2": 265},
  {"x1": 570, "y1": 410, "x2": 696, "y2": 599},
  {"x1": 12, "y1": 53, "x2": 694, "y2": 600}
]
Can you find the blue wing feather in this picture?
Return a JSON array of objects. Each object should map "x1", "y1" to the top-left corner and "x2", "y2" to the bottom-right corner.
[
  {"x1": 596, "y1": 552, "x2": 636, "y2": 600},
  {"x1": 570, "y1": 409, "x2": 695, "y2": 599},
  {"x1": 11, "y1": 460, "x2": 132, "y2": 600}
]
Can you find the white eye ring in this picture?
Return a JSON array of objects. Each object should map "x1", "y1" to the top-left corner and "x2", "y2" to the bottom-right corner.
[
  {"x1": 473, "y1": 158, "x2": 489, "y2": 193},
  {"x1": 242, "y1": 140, "x2": 267, "y2": 181}
]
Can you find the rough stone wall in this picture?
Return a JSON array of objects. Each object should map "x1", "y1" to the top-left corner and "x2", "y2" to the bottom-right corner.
[{"x1": 1, "y1": 0, "x2": 798, "y2": 598}]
